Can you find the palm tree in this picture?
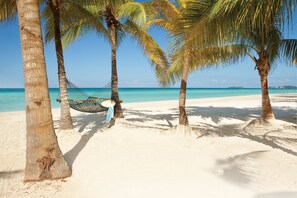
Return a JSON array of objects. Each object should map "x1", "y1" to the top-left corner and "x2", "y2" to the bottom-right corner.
[
  {"x1": 149, "y1": 0, "x2": 191, "y2": 133},
  {"x1": 44, "y1": 0, "x2": 73, "y2": 130},
  {"x1": 238, "y1": 27, "x2": 297, "y2": 120},
  {"x1": 202, "y1": 0, "x2": 297, "y2": 120},
  {"x1": 2, "y1": 0, "x2": 87, "y2": 131},
  {"x1": 53, "y1": 0, "x2": 168, "y2": 119},
  {"x1": 150, "y1": 0, "x2": 232, "y2": 134},
  {"x1": 1, "y1": 0, "x2": 71, "y2": 181},
  {"x1": 43, "y1": 0, "x2": 105, "y2": 129}
]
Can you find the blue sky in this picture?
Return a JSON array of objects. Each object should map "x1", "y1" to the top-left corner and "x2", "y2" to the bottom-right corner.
[{"x1": 0, "y1": 8, "x2": 296, "y2": 88}]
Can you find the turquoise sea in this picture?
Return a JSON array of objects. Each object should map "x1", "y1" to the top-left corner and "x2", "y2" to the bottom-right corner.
[{"x1": 0, "y1": 88, "x2": 296, "y2": 112}]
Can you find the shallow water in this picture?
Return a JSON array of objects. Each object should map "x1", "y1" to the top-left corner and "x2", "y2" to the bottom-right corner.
[{"x1": 0, "y1": 88, "x2": 296, "y2": 112}]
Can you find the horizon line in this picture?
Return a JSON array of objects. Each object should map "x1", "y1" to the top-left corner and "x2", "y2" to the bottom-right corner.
[{"x1": 1, "y1": 86, "x2": 297, "y2": 89}]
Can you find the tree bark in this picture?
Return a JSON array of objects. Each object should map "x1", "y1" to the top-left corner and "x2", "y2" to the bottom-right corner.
[
  {"x1": 16, "y1": 0, "x2": 71, "y2": 181},
  {"x1": 110, "y1": 24, "x2": 124, "y2": 118},
  {"x1": 48, "y1": 0, "x2": 73, "y2": 130},
  {"x1": 179, "y1": 47, "x2": 189, "y2": 126},
  {"x1": 256, "y1": 51, "x2": 275, "y2": 120}
]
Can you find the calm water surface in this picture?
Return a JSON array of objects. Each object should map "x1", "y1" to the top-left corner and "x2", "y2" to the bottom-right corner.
[{"x1": 0, "y1": 88, "x2": 296, "y2": 112}]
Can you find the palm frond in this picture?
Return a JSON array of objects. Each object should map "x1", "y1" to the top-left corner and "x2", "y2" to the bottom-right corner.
[
  {"x1": 152, "y1": 0, "x2": 180, "y2": 20},
  {"x1": 0, "y1": 0, "x2": 17, "y2": 21},
  {"x1": 279, "y1": 39, "x2": 297, "y2": 65},
  {"x1": 148, "y1": 19, "x2": 176, "y2": 33},
  {"x1": 42, "y1": 5, "x2": 55, "y2": 42},
  {"x1": 210, "y1": 0, "x2": 296, "y2": 36},
  {"x1": 61, "y1": 17, "x2": 108, "y2": 47},
  {"x1": 118, "y1": 2, "x2": 147, "y2": 28},
  {"x1": 42, "y1": 1, "x2": 109, "y2": 46},
  {"x1": 122, "y1": 19, "x2": 169, "y2": 81},
  {"x1": 115, "y1": 24, "x2": 126, "y2": 48},
  {"x1": 164, "y1": 43, "x2": 247, "y2": 85}
]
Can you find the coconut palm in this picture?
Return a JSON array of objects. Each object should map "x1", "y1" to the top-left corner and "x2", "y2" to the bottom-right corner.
[
  {"x1": 43, "y1": 0, "x2": 74, "y2": 130},
  {"x1": 183, "y1": 0, "x2": 297, "y2": 120},
  {"x1": 43, "y1": 0, "x2": 104, "y2": 130},
  {"x1": 149, "y1": 0, "x2": 192, "y2": 133},
  {"x1": 2, "y1": 0, "x2": 91, "y2": 131},
  {"x1": 150, "y1": 0, "x2": 235, "y2": 134},
  {"x1": 0, "y1": 0, "x2": 71, "y2": 181},
  {"x1": 238, "y1": 27, "x2": 297, "y2": 120},
  {"x1": 50, "y1": 0, "x2": 168, "y2": 119}
]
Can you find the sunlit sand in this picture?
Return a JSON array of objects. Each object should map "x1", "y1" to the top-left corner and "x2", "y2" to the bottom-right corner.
[{"x1": 1, "y1": 94, "x2": 297, "y2": 198}]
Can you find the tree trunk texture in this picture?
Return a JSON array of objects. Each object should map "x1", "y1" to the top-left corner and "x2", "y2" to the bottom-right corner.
[
  {"x1": 110, "y1": 24, "x2": 124, "y2": 118},
  {"x1": 256, "y1": 51, "x2": 275, "y2": 120},
  {"x1": 48, "y1": 0, "x2": 73, "y2": 130},
  {"x1": 16, "y1": 0, "x2": 71, "y2": 181},
  {"x1": 179, "y1": 48, "x2": 189, "y2": 126}
]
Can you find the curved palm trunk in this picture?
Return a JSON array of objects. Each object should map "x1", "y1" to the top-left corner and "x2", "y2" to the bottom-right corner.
[
  {"x1": 110, "y1": 25, "x2": 124, "y2": 118},
  {"x1": 16, "y1": 0, "x2": 71, "y2": 181},
  {"x1": 179, "y1": 48, "x2": 189, "y2": 126},
  {"x1": 257, "y1": 51, "x2": 275, "y2": 120},
  {"x1": 48, "y1": 0, "x2": 73, "y2": 130}
]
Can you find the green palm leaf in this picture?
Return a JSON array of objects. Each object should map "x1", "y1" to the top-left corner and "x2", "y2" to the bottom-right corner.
[
  {"x1": 279, "y1": 39, "x2": 297, "y2": 65},
  {"x1": 122, "y1": 19, "x2": 168, "y2": 80}
]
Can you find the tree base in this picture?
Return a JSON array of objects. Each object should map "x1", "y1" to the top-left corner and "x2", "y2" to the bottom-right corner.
[
  {"x1": 262, "y1": 113, "x2": 275, "y2": 121},
  {"x1": 243, "y1": 117, "x2": 295, "y2": 136},
  {"x1": 104, "y1": 118, "x2": 126, "y2": 128},
  {"x1": 169, "y1": 124, "x2": 192, "y2": 136},
  {"x1": 24, "y1": 150, "x2": 72, "y2": 182},
  {"x1": 59, "y1": 116, "x2": 73, "y2": 131}
]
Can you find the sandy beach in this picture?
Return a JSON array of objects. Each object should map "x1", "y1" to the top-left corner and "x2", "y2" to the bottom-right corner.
[{"x1": 0, "y1": 93, "x2": 297, "y2": 198}]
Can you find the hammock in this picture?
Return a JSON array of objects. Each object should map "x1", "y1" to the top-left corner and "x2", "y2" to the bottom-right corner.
[{"x1": 56, "y1": 79, "x2": 114, "y2": 113}]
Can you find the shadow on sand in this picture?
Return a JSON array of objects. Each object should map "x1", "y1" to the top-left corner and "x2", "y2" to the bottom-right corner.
[
  {"x1": 63, "y1": 112, "x2": 107, "y2": 168},
  {"x1": 215, "y1": 150, "x2": 269, "y2": 186},
  {"x1": 124, "y1": 99, "x2": 297, "y2": 157},
  {"x1": 254, "y1": 191, "x2": 297, "y2": 198},
  {"x1": 0, "y1": 170, "x2": 23, "y2": 179},
  {"x1": 59, "y1": 95, "x2": 296, "y2": 171}
]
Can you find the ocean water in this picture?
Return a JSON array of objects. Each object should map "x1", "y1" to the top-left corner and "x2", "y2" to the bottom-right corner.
[{"x1": 0, "y1": 88, "x2": 296, "y2": 112}]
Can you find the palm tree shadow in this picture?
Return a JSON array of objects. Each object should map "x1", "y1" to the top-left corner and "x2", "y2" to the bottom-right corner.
[
  {"x1": 254, "y1": 192, "x2": 297, "y2": 198},
  {"x1": 214, "y1": 150, "x2": 268, "y2": 186},
  {"x1": 0, "y1": 170, "x2": 23, "y2": 179},
  {"x1": 72, "y1": 111, "x2": 106, "y2": 133},
  {"x1": 64, "y1": 112, "x2": 106, "y2": 168},
  {"x1": 186, "y1": 105, "x2": 297, "y2": 156},
  {"x1": 124, "y1": 99, "x2": 297, "y2": 157},
  {"x1": 123, "y1": 108, "x2": 179, "y2": 130}
]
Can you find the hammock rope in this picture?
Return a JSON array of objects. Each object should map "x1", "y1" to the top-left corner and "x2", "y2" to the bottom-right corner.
[{"x1": 56, "y1": 79, "x2": 114, "y2": 113}]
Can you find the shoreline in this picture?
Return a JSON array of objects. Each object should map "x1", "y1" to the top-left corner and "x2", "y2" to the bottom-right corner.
[{"x1": 0, "y1": 93, "x2": 296, "y2": 114}]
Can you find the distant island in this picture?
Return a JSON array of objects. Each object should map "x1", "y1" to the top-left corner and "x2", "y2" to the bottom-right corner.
[
  {"x1": 228, "y1": 86, "x2": 244, "y2": 88},
  {"x1": 269, "y1": 86, "x2": 297, "y2": 89}
]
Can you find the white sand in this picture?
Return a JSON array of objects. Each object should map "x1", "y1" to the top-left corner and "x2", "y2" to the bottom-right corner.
[{"x1": 1, "y1": 94, "x2": 297, "y2": 198}]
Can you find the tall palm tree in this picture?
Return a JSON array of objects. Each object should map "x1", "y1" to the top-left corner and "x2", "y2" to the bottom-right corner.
[
  {"x1": 43, "y1": 0, "x2": 106, "y2": 129},
  {"x1": 1, "y1": 0, "x2": 71, "y2": 181},
  {"x1": 150, "y1": 0, "x2": 233, "y2": 134},
  {"x1": 183, "y1": 0, "x2": 297, "y2": 121},
  {"x1": 2, "y1": 0, "x2": 90, "y2": 131},
  {"x1": 238, "y1": 27, "x2": 297, "y2": 120},
  {"x1": 51, "y1": 0, "x2": 168, "y2": 119},
  {"x1": 149, "y1": 0, "x2": 191, "y2": 132},
  {"x1": 44, "y1": 0, "x2": 73, "y2": 130}
]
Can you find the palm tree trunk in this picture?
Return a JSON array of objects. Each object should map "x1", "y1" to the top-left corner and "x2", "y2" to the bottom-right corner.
[
  {"x1": 179, "y1": 48, "x2": 189, "y2": 126},
  {"x1": 16, "y1": 0, "x2": 71, "y2": 181},
  {"x1": 257, "y1": 52, "x2": 275, "y2": 120},
  {"x1": 48, "y1": 0, "x2": 73, "y2": 130},
  {"x1": 110, "y1": 24, "x2": 124, "y2": 118}
]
